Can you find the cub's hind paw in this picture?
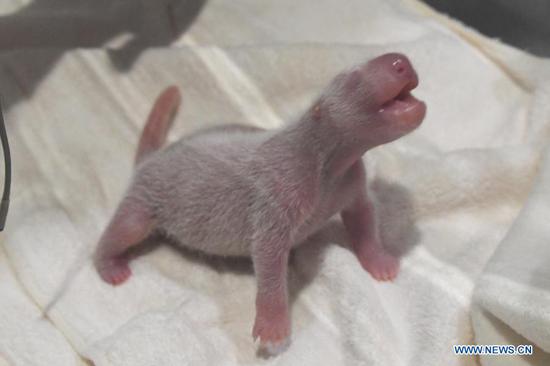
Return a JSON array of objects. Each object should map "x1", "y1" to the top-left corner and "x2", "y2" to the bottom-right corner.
[{"x1": 95, "y1": 257, "x2": 132, "y2": 285}]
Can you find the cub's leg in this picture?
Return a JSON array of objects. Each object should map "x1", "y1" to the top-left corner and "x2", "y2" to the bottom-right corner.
[
  {"x1": 341, "y1": 162, "x2": 399, "y2": 281},
  {"x1": 252, "y1": 236, "x2": 291, "y2": 355},
  {"x1": 94, "y1": 198, "x2": 153, "y2": 285}
]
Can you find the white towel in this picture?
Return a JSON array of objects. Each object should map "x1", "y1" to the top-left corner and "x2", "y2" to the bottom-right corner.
[{"x1": 1, "y1": 1, "x2": 549, "y2": 365}]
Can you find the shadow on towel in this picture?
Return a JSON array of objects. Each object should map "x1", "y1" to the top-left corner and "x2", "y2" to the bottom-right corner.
[{"x1": 0, "y1": 0, "x2": 206, "y2": 111}]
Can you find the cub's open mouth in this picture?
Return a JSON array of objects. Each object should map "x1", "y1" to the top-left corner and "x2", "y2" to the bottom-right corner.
[{"x1": 378, "y1": 81, "x2": 426, "y2": 125}]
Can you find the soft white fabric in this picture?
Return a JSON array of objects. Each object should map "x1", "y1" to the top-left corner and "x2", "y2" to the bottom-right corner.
[{"x1": 1, "y1": 1, "x2": 549, "y2": 365}]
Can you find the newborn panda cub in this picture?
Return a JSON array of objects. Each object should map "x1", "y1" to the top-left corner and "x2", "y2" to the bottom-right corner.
[{"x1": 94, "y1": 53, "x2": 426, "y2": 354}]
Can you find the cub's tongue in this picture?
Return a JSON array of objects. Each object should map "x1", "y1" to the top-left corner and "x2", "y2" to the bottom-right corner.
[{"x1": 380, "y1": 90, "x2": 421, "y2": 112}]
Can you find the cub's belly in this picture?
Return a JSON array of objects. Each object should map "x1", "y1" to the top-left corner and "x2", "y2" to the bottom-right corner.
[
  {"x1": 155, "y1": 192, "x2": 254, "y2": 257},
  {"x1": 167, "y1": 226, "x2": 253, "y2": 257}
]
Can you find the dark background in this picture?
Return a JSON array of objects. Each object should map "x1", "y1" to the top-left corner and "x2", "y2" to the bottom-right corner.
[{"x1": 423, "y1": 0, "x2": 550, "y2": 57}]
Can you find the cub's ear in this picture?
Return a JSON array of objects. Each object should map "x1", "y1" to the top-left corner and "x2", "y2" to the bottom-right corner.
[{"x1": 312, "y1": 103, "x2": 322, "y2": 121}]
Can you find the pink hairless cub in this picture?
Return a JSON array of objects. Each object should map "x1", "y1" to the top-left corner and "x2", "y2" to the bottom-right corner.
[{"x1": 94, "y1": 53, "x2": 426, "y2": 355}]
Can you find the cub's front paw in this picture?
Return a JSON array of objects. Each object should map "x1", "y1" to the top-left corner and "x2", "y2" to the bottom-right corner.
[
  {"x1": 252, "y1": 312, "x2": 291, "y2": 355},
  {"x1": 357, "y1": 245, "x2": 400, "y2": 281}
]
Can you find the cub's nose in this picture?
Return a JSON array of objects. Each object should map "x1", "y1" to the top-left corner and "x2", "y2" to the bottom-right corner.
[{"x1": 369, "y1": 53, "x2": 418, "y2": 88}]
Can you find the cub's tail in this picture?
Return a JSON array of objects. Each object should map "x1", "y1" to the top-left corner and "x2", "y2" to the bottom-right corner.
[{"x1": 135, "y1": 85, "x2": 182, "y2": 165}]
